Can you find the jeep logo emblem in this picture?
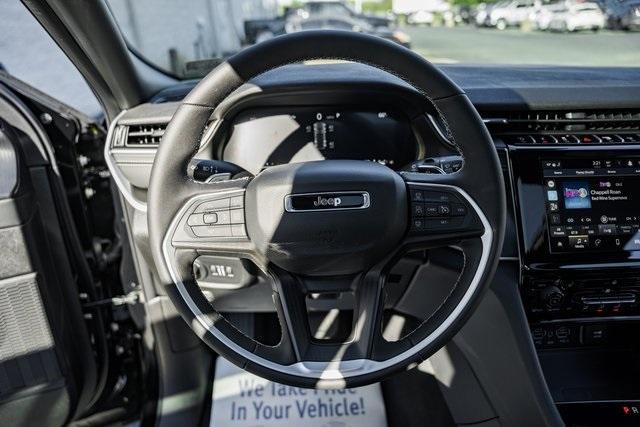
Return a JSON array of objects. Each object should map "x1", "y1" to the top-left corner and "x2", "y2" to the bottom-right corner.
[
  {"x1": 313, "y1": 196, "x2": 342, "y2": 207},
  {"x1": 285, "y1": 192, "x2": 370, "y2": 212}
]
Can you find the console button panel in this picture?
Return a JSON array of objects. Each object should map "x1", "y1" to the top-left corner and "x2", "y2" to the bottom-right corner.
[{"x1": 524, "y1": 276, "x2": 640, "y2": 321}]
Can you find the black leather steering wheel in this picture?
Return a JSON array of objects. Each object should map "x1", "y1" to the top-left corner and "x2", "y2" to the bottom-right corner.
[{"x1": 148, "y1": 30, "x2": 505, "y2": 388}]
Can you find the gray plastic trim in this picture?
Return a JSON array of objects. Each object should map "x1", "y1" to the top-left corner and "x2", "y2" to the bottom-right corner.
[
  {"x1": 161, "y1": 182, "x2": 492, "y2": 386},
  {"x1": 104, "y1": 109, "x2": 148, "y2": 212},
  {"x1": 104, "y1": 110, "x2": 225, "y2": 211}
]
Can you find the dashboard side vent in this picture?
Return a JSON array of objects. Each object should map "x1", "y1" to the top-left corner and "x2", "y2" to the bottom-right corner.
[
  {"x1": 112, "y1": 123, "x2": 167, "y2": 148},
  {"x1": 483, "y1": 110, "x2": 640, "y2": 145}
]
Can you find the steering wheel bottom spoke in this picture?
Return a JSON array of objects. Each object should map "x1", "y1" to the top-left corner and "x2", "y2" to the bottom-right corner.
[{"x1": 270, "y1": 268, "x2": 385, "y2": 363}]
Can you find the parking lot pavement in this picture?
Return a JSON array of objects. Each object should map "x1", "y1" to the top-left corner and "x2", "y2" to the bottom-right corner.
[{"x1": 406, "y1": 25, "x2": 640, "y2": 67}]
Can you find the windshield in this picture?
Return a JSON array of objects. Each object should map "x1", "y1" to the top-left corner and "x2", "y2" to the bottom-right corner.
[{"x1": 106, "y1": 0, "x2": 640, "y2": 79}]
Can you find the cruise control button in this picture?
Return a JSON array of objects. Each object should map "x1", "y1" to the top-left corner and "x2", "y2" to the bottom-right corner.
[
  {"x1": 424, "y1": 203, "x2": 439, "y2": 217},
  {"x1": 424, "y1": 217, "x2": 464, "y2": 230},
  {"x1": 423, "y1": 191, "x2": 458, "y2": 203},
  {"x1": 411, "y1": 189, "x2": 425, "y2": 202},
  {"x1": 411, "y1": 218, "x2": 425, "y2": 232},
  {"x1": 438, "y1": 204, "x2": 451, "y2": 216},
  {"x1": 412, "y1": 204, "x2": 425, "y2": 217},
  {"x1": 452, "y1": 203, "x2": 467, "y2": 216}
]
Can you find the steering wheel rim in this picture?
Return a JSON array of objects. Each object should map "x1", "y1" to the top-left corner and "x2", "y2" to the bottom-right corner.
[{"x1": 148, "y1": 30, "x2": 505, "y2": 388}]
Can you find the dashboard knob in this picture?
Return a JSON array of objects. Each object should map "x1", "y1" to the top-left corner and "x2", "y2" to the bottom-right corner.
[{"x1": 541, "y1": 286, "x2": 564, "y2": 309}]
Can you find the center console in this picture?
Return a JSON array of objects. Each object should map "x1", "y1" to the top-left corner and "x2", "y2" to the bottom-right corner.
[
  {"x1": 514, "y1": 148, "x2": 640, "y2": 321},
  {"x1": 510, "y1": 146, "x2": 640, "y2": 424}
]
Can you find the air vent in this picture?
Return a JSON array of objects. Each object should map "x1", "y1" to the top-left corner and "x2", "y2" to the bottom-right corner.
[
  {"x1": 112, "y1": 123, "x2": 167, "y2": 148},
  {"x1": 483, "y1": 110, "x2": 640, "y2": 145}
]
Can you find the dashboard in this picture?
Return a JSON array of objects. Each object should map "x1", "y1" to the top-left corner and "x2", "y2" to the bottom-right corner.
[{"x1": 106, "y1": 62, "x2": 640, "y2": 426}]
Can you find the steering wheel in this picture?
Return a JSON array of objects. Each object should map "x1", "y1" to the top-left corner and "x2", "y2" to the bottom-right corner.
[{"x1": 148, "y1": 30, "x2": 505, "y2": 389}]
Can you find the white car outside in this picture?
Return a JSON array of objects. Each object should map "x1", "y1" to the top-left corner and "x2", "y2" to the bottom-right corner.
[
  {"x1": 475, "y1": 3, "x2": 490, "y2": 26},
  {"x1": 407, "y1": 10, "x2": 435, "y2": 25},
  {"x1": 547, "y1": 2, "x2": 606, "y2": 31},
  {"x1": 531, "y1": 1, "x2": 566, "y2": 30},
  {"x1": 489, "y1": 0, "x2": 541, "y2": 29}
]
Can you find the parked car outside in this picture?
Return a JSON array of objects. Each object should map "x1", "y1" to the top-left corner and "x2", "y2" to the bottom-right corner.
[
  {"x1": 489, "y1": 0, "x2": 541, "y2": 30},
  {"x1": 407, "y1": 10, "x2": 436, "y2": 25},
  {"x1": 454, "y1": 5, "x2": 475, "y2": 23},
  {"x1": 620, "y1": 3, "x2": 640, "y2": 30},
  {"x1": 245, "y1": 0, "x2": 394, "y2": 45},
  {"x1": 599, "y1": 0, "x2": 640, "y2": 30},
  {"x1": 548, "y1": 2, "x2": 606, "y2": 31},
  {"x1": 285, "y1": 14, "x2": 412, "y2": 48},
  {"x1": 475, "y1": 1, "x2": 508, "y2": 26},
  {"x1": 531, "y1": 0, "x2": 566, "y2": 30}
]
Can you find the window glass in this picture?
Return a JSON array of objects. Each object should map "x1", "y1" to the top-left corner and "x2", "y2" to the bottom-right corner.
[
  {"x1": 106, "y1": 0, "x2": 640, "y2": 79},
  {"x1": 0, "y1": 2, "x2": 102, "y2": 118}
]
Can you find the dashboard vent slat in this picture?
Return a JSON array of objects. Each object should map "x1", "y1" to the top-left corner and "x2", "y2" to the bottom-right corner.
[
  {"x1": 115, "y1": 123, "x2": 167, "y2": 148},
  {"x1": 483, "y1": 109, "x2": 640, "y2": 145}
]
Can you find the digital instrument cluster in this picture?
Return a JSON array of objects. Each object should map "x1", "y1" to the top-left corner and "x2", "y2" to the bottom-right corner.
[{"x1": 221, "y1": 107, "x2": 418, "y2": 174}]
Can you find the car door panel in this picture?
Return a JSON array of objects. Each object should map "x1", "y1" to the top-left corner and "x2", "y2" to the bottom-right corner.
[{"x1": 0, "y1": 87, "x2": 97, "y2": 426}]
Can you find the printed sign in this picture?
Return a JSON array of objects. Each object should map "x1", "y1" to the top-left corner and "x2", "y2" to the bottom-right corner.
[{"x1": 210, "y1": 357, "x2": 387, "y2": 427}]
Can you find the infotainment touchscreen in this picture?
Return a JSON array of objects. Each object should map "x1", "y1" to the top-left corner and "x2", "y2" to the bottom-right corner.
[{"x1": 542, "y1": 159, "x2": 640, "y2": 253}]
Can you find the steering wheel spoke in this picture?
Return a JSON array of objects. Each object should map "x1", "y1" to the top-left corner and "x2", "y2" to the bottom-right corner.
[
  {"x1": 266, "y1": 267, "x2": 387, "y2": 386},
  {"x1": 273, "y1": 269, "x2": 383, "y2": 357}
]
